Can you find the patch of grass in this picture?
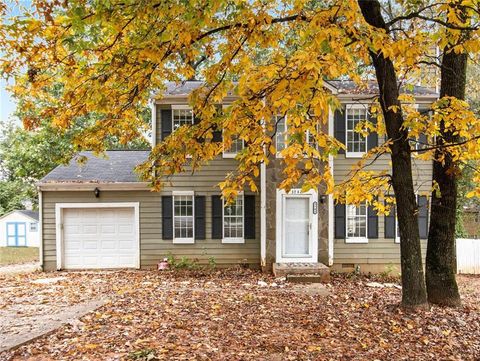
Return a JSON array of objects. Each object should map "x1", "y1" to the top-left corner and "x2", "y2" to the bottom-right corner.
[{"x1": 0, "y1": 247, "x2": 39, "y2": 265}]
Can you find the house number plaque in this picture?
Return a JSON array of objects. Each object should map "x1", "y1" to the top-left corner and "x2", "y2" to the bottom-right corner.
[{"x1": 313, "y1": 201, "x2": 318, "y2": 214}]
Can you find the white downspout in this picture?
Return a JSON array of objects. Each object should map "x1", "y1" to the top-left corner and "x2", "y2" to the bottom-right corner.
[
  {"x1": 260, "y1": 109, "x2": 267, "y2": 267},
  {"x1": 38, "y1": 188, "x2": 44, "y2": 269},
  {"x1": 260, "y1": 159, "x2": 267, "y2": 268},
  {"x1": 328, "y1": 106, "x2": 334, "y2": 266},
  {"x1": 151, "y1": 99, "x2": 157, "y2": 147}
]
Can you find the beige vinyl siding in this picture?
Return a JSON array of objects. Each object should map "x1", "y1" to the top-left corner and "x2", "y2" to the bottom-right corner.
[
  {"x1": 42, "y1": 190, "x2": 260, "y2": 271},
  {"x1": 333, "y1": 152, "x2": 432, "y2": 268}
]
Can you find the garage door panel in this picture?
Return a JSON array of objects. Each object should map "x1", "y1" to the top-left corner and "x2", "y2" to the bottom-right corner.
[
  {"x1": 100, "y1": 240, "x2": 117, "y2": 249},
  {"x1": 62, "y1": 207, "x2": 138, "y2": 269},
  {"x1": 66, "y1": 241, "x2": 81, "y2": 251},
  {"x1": 118, "y1": 240, "x2": 135, "y2": 249},
  {"x1": 119, "y1": 224, "x2": 134, "y2": 234},
  {"x1": 83, "y1": 240, "x2": 99, "y2": 249},
  {"x1": 100, "y1": 225, "x2": 116, "y2": 234}
]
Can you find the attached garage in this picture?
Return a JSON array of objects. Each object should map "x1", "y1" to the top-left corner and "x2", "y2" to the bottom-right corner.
[{"x1": 55, "y1": 203, "x2": 140, "y2": 270}]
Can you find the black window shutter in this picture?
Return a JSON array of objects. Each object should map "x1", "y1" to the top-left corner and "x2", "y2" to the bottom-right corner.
[
  {"x1": 212, "y1": 104, "x2": 223, "y2": 142},
  {"x1": 161, "y1": 109, "x2": 172, "y2": 140},
  {"x1": 417, "y1": 108, "x2": 428, "y2": 153},
  {"x1": 211, "y1": 195, "x2": 223, "y2": 239},
  {"x1": 367, "y1": 110, "x2": 378, "y2": 150},
  {"x1": 212, "y1": 130, "x2": 222, "y2": 142},
  {"x1": 244, "y1": 195, "x2": 255, "y2": 239},
  {"x1": 418, "y1": 133, "x2": 428, "y2": 153},
  {"x1": 162, "y1": 196, "x2": 173, "y2": 240},
  {"x1": 194, "y1": 116, "x2": 205, "y2": 143},
  {"x1": 384, "y1": 204, "x2": 396, "y2": 239},
  {"x1": 334, "y1": 203, "x2": 346, "y2": 239},
  {"x1": 367, "y1": 205, "x2": 378, "y2": 239},
  {"x1": 418, "y1": 195, "x2": 429, "y2": 239},
  {"x1": 195, "y1": 196, "x2": 206, "y2": 240},
  {"x1": 334, "y1": 109, "x2": 346, "y2": 154}
]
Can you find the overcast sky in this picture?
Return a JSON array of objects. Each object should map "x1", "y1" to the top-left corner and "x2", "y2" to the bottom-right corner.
[{"x1": 1, "y1": 1, "x2": 31, "y2": 125}]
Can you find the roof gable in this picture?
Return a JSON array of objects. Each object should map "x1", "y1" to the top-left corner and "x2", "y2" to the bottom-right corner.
[{"x1": 0, "y1": 210, "x2": 39, "y2": 222}]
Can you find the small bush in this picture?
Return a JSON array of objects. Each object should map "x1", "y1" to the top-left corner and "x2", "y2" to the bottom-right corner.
[
  {"x1": 208, "y1": 256, "x2": 217, "y2": 269},
  {"x1": 128, "y1": 348, "x2": 158, "y2": 361},
  {"x1": 165, "y1": 252, "x2": 198, "y2": 269}
]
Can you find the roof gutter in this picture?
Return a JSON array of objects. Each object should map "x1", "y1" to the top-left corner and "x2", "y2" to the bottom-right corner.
[{"x1": 36, "y1": 182, "x2": 151, "y2": 191}]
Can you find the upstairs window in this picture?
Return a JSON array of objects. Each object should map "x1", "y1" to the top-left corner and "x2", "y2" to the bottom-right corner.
[
  {"x1": 172, "y1": 106, "x2": 194, "y2": 131},
  {"x1": 275, "y1": 115, "x2": 318, "y2": 157},
  {"x1": 223, "y1": 195, "x2": 244, "y2": 243},
  {"x1": 223, "y1": 137, "x2": 244, "y2": 158},
  {"x1": 275, "y1": 115, "x2": 287, "y2": 154},
  {"x1": 346, "y1": 203, "x2": 368, "y2": 243},
  {"x1": 346, "y1": 106, "x2": 368, "y2": 157}
]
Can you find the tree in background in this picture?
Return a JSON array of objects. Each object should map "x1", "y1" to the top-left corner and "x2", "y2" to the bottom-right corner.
[
  {"x1": 0, "y1": 103, "x2": 150, "y2": 216},
  {"x1": 456, "y1": 63, "x2": 480, "y2": 238}
]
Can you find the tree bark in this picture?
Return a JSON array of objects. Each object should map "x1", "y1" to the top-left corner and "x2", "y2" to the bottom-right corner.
[
  {"x1": 425, "y1": 47, "x2": 465, "y2": 307},
  {"x1": 358, "y1": 0, "x2": 428, "y2": 308}
]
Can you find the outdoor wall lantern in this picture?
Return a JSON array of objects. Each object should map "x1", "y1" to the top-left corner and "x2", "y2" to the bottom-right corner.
[
  {"x1": 319, "y1": 194, "x2": 327, "y2": 204},
  {"x1": 94, "y1": 187, "x2": 100, "y2": 198}
]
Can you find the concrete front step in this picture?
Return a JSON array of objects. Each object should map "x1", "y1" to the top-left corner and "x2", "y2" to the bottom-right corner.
[{"x1": 273, "y1": 262, "x2": 330, "y2": 283}]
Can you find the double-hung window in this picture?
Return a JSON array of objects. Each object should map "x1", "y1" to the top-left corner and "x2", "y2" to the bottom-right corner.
[
  {"x1": 346, "y1": 105, "x2": 368, "y2": 157},
  {"x1": 172, "y1": 105, "x2": 194, "y2": 131},
  {"x1": 275, "y1": 115, "x2": 287, "y2": 154},
  {"x1": 222, "y1": 194, "x2": 244, "y2": 243},
  {"x1": 395, "y1": 216, "x2": 400, "y2": 244},
  {"x1": 275, "y1": 115, "x2": 318, "y2": 157},
  {"x1": 173, "y1": 191, "x2": 194, "y2": 244},
  {"x1": 346, "y1": 203, "x2": 368, "y2": 243},
  {"x1": 223, "y1": 137, "x2": 244, "y2": 158}
]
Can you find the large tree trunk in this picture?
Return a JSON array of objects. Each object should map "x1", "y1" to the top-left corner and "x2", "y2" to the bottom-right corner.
[
  {"x1": 358, "y1": 0, "x2": 428, "y2": 308},
  {"x1": 425, "y1": 47, "x2": 465, "y2": 307}
]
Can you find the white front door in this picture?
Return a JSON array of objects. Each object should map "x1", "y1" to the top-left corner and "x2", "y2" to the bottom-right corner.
[{"x1": 276, "y1": 189, "x2": 318, "y2": 263}]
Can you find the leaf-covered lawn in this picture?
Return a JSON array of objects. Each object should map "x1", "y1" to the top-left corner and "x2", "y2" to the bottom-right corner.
[
  {"x1": 0, "y1": 247, "x2": 38, "y2": 266},
  {"x1": 0, "y1": 270, "x2": 479, "y2": 361}
]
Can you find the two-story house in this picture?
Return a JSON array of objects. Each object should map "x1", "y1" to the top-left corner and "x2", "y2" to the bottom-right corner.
[{"x1": 37, "y1": 80, "x2": 437, "y2": 274}]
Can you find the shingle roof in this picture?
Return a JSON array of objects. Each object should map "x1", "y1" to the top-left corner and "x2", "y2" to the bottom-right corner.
[
  {"x1": 18, "y1": 210, "x2": 39, "y2": 221},
  {"x1": 0, "y1": 210, "x2": 39, "y2": 221},
  {"x1": 158, "y1": 80, "x2": 437, "y2": 98},
  {"x1": 327, "y1": 80, "x2": 438, "y2": 96},
  {"x1": 40, "y1": 151, "x2": 150, "y2": 184}
]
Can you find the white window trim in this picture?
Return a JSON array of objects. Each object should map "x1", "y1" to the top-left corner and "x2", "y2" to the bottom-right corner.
[
  {"x1": 395, "y1": 216, "x2": 400, "y2": 244},
  {"x1": 393, "y1": 192, "x2": 427, "y2": 244},
  {"x1": 274, "y1": 115, "x2": 319, "y2": 159},
  {"x1": 171, "y1": 105, "x2": 193, "y2": 110},
  {"x1": 171, "y1": 105, "x2": 194, "y2": 132},
  {"x1": 222, "y1": 193, "x2": 245, "y2": 244},
  {"x1": 345, "y1": 104, "x2": 369, "y2": 159},
  {"x1": 275, "y1": 115, "x2": 288, "y2": 158},
  {"x1": 222, "y1": 136, "x2": 244, "y2": 158},
  {"x1": 172, "y1": 191, "x2": 195, "y2": 244},
  {"x1": 345, "y1": 203, "x2": 368, "y2": 244},
  {"x1": 222, "y1": 104, "x2": 244, "y2": 158}
]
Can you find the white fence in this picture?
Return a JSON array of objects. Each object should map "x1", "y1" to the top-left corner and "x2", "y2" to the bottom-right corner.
[{"x1": 457, "y1": 238, "x2": 480, "y2": 274}]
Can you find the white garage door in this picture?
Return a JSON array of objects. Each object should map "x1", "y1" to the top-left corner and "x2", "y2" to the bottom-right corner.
[{"x1": 62, "y1": 207, "x2": 138, "y2": 269}]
